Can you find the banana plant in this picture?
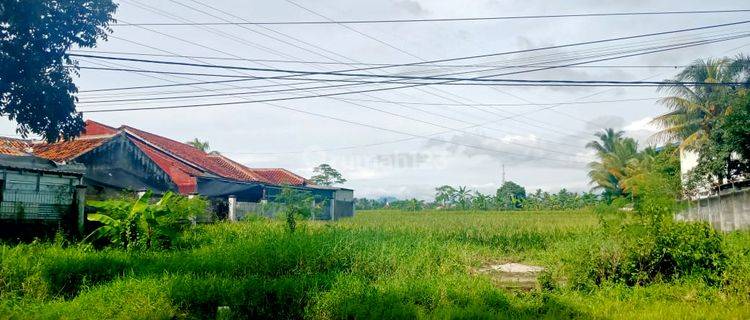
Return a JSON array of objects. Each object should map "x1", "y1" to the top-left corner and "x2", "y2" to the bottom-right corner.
[{"x1": 87, "y1": 191, "x2": 190, "y2": 249}]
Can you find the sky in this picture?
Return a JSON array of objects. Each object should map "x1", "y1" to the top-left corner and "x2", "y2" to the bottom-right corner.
[{"x1": 3, "y1": 0, "x2": 750, "y2": 200}]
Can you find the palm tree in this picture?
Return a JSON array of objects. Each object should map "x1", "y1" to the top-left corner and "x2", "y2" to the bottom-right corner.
[
  {"x1": 618, "y1": 147, "x2": 658, "y2": 196},
  {"x1": 651, "y1": 56, "x2": 750, "y2": 150},
  {"x1": 587, "y1": 129, "x2": 639, "y2": 199},
  {"x1": 586, "y1": 128, "x2": 624, "y2": 155},
  {"x1": 455, "y1": 186, "x2": 472, "y2": 209},
  {"x1": 186, "y1": 138, "x2": 210, "y2": 152}
]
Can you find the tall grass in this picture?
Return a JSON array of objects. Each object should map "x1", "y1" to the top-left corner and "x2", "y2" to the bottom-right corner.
[{"x1": 0, "y1": 210, "x2": 748, "y2": 319}]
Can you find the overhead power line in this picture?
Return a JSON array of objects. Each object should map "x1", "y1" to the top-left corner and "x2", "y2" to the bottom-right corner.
[
  {"x1": 77, "y1": 32, "x2": 747, "y2": 111},
  {"x1": 67, "y1": 50, "x2": 726, "y2": 69},
  {"x1": 79, "y1": 1, "x2": 748, "y2": 159},
  {"x1": 110, "y1": 8, "x2": 750, "y2": 26},
  {"x1": 74, "y1": 35, "x2": 750, "y2": 106},
  {"x1": 110, "y1": 1, "x2": 595, "y2": 157},
  {"x1": 72, "y1": 63, "x2": 748, "y2": 86},
  {"x1": 75, "y1": 22, "x2": 750, "y2": 94},
  {"x1": 71, "y1": 20, "x2": 750, "y2": 77},
  {"x1": 70, "y1": 39, "x2": 750, "y2": 84},
  {"x1": 98, "y1": 1, "x2": 591, "y2": 161}
]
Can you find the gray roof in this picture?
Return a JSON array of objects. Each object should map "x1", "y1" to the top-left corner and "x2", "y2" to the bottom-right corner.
[{"x1": 0, "y1": 154, "x2": 85, "y2": 176}]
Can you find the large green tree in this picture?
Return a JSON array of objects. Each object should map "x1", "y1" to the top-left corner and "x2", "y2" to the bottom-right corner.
[
  {"x1": 310, "y1": 164, "x2": 346, "y2": 186},
  {"x1": 1, "y1": 0, "x2": 117, "y2": 142},
  {"x1": 687, "y1": 92, "x2": 750, "y2": 189},
  {"x1": 496, "y1": 181, "x2": 526, "y2": 209}
]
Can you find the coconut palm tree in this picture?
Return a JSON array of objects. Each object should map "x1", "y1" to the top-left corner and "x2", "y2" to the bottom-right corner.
[
  {"x1": 186, "y1": 138, "x2": 210, "y2": 152},
  {"x1": 587, "y1": 129, "x2": 639, "y2": 199},
  {"x1": 586, "y1": 128, "x2": 624, "y2": 155},
  {"x1": 651, "y1": 55, "x2": 750, "y2": 150},
  {"x1": 618, "y1": 147, "x2": 659, "y2": 196}
]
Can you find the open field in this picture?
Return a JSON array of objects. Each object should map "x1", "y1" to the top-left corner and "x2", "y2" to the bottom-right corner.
[{"x1": 1, "y1": 210, "x2": 749, "y2": 319}]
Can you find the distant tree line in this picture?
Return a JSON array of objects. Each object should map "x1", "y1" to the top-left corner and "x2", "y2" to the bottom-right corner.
[{"x1": 354, "y1": 181, "x2": 601, "y2": 211}]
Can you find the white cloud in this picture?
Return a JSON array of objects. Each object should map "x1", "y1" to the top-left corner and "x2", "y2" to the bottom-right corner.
[{"x1": 624, "y1": 117, "x2": 659, "y2": 133}]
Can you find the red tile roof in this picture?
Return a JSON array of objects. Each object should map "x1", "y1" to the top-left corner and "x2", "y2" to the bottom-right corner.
[
  {"x1": 247, "y1": 168, "x2": 308, "y2": 186},
  {"x1": 15, "y1": 120, "x2": 309, "y2": 193},
  {"x1": 0, "y1": 137, "x2": 31, "y2": 156},
  {"x1": 206, "y1": 153, "x2": 269, "y2": 182},
  {"x1": 128, "y1": 137, "x2": 200, "y2": 194},
  {"x1": 31, "y1": 136, "x2": 111, "y2": 162},
  {"x1": 121, "y1": 126, "x2": 243, "y2": 178},
  {"x1": 83, "y1": 120, "x2": 117, "y2": 136},
  {"x1": 119, "y1": 124, "x2": 307, "y2": 186}
]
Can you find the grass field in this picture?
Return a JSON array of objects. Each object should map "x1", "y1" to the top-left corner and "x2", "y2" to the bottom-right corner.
[{"x1": 1, "y1": 210, "x2": 749, "y2": 319}]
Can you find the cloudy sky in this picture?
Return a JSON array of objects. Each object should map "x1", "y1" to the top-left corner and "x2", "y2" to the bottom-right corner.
[{"x1": 3, "y1": 0, "x2": 749, "y2": 199}]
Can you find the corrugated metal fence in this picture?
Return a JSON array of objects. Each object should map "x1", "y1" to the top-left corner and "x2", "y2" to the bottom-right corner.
[
  {"x1": 676, "y1": 188, "x2": 750, "y2": 231},
  {"x1": 0, "y1": 189, "x2": 74, "y2": 221}
]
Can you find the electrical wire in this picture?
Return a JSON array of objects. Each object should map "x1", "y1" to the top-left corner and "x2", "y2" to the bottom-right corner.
[{"x1": 110, "y1": 8, "x2": 750, "y2": 26}]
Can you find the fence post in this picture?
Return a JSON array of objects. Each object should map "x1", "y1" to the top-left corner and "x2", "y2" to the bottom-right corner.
[
  {"x1": 74, "y1": 185, "x2": 87, "y2": 236},
  {"x1": 228, "y1": 195, "x2": 237, "y2": 222},
  {"x1": 188, "y1": 193, "x2": 197, "y2": 226},
  {"x1": 329, "y1": 199, "x2": 335, "y2": 221}
]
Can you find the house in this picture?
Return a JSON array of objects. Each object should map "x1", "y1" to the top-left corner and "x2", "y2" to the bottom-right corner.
[
  {"x1": 680, "y1": 147, "x2": 750, "y2": 198},
  {"x1": 678, "y1": 147, "x2": 750, "y2": 231},
  {"x1": 0, "y1": 120, "x2": 354, "y2": 220},
  {"x1": 0, "y1": 152, "x2": 86, "y2": 232}
]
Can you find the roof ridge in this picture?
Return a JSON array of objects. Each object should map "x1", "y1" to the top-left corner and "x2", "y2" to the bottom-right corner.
[
  {"x1": 85, "y1": 119, "x2": 116, "y2": 130},
  {"x1": 31, "y1": 134, "x2": 115, "y2": 144},
  {"x1": 120, "y1": 125, "x2": 207, "y2": 154},
  {"x1": 122, "y1": 129, "x2": 208, "y2": 173}
]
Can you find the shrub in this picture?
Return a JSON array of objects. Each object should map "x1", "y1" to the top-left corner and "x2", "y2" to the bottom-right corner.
[
  {"x1": 273, "y1": 187, "x2": 324, "y2": 233},
  {"x1": 572, "y1": 171, "x2": 729, "y2": 288},
  {"x1": 573, "y1": 221, "x2": 729, "y2": 288},
  {"x1": 86, "y1": 191, "x2": 207, "y2": 249}
]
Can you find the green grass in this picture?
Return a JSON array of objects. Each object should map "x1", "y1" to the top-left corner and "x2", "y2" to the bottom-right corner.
[{"x1": 0, "y1": 210, "x2": 748, "y2": 319}]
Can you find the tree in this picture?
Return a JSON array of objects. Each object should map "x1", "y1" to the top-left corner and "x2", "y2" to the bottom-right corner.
[
  {"x1": 275, "y1": 187, "x2": 321, "y2": 232},
  {"x1": 454, "y1": 186, "x2": 472, "y2": 209},
  {"x1": 722, "y1": 92, "x2": 750, "y2": 160},
  {"x1": 620, "y1": 146, "x2": 681, "y2": 198},
  {"x1": 586, "y1": 128, "x2": 625, "y2": 155},
  {"x1": 1, "y1": 0, "x2": 118, "y2": 142},
  {"x1": 186, "y1": 138, "x2": 210, "y2": 152},
  {"x1": 471, "y1": 192, "x2": 491, "y2": 211},
  {"x1": 651, "y1": 56, "x2": 750, "y2": 151},
  {"x1": 434, "y1": 185, "x2": 457, "y2": 208},
  {"x1": 687, "y1": 92, "x2": 750, "y2": 191},
  {"x1": 496, "y1": 181, "x2": 526, "y2": 209},
  {"x1": 310, "y1": 164, "x2": 346, "y2": 186},
  {"x1": 587, "y1": 129, "x2": 639, "y2": 200}
]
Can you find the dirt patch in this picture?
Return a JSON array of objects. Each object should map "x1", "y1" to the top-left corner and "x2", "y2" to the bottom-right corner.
[{"x1": 474, "y1": 262, "x2": 545, "y2": 290}]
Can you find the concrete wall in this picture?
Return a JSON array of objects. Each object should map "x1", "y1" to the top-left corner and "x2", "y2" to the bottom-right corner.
[{"x1": 676, "y1": 188, "x2": 750, "y2": 231}]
